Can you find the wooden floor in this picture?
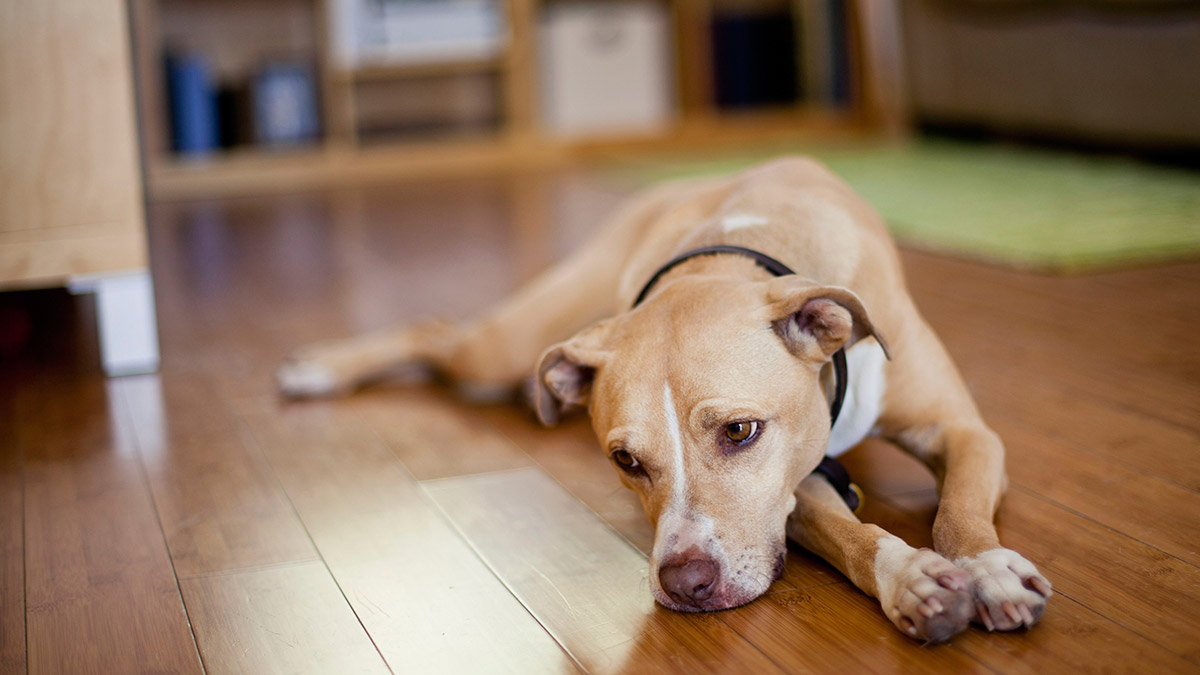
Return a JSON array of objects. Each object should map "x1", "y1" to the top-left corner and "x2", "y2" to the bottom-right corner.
[{"x1": 2, "y1": 170, "x2": 1199, "y2": 674}]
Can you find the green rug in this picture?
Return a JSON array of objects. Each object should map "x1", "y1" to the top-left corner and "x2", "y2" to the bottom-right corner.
[{"x1": 611, "y1": 140, "x2": 1200, "y2": 272}]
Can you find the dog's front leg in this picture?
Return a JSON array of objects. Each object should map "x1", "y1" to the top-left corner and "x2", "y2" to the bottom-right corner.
[
  {"x1": 896, "y1": 422, "x2": 1053, "y2": 632},
  {"x1": 879, "y1": 320, "x2": 1052, "y2": 631},
  {"x1": 276, "y1": 230, "x2": 623, "y2": 399},
  {"x1": 786, "y1": 474, "x2": 973, "y2": 642}
]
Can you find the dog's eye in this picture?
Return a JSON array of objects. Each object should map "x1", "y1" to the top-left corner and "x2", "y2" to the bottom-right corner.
[
  {"x1": 725, "y1": 421, "x2": 760, "y2": 444},
  {"x1": 610, "y1": 449, "x2": 643, "y2": 475}
]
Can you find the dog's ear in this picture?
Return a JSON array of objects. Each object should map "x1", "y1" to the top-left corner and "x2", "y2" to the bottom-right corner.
[
  {"x1": 763, "y1": 277, "x2": 890, "y2": 363},
  {"x1": 532, "y1": 322, "x2": 611, "y2": 427}
]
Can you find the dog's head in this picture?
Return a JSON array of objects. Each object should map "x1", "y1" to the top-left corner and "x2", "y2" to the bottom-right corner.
[{"x1": 534, "y1": 274, "x2": 886, "y2": 612}]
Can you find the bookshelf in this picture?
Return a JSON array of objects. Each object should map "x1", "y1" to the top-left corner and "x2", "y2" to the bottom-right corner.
[{"x1": 130, "y1": 0, "x2": 903, "y2": 200}]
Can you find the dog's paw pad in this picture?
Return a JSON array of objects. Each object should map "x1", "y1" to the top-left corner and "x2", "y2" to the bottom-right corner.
[
  {"x1": 956, "y1": 548, "x2": 1051, "y2": 631},
  {"x1": 883, "y1": 548, "x2": 973, "y2": 643},
  {"x1": 276, "y1": 358, "x2": 343, "y2": 398}
]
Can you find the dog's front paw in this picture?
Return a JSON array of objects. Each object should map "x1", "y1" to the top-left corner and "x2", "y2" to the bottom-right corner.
[
  {"x1": 956, "y1": 548, "x2": 1051, "y2": 631},
  {"x1": 878, "y1": 543, "x2": 973, "y2": 642}
]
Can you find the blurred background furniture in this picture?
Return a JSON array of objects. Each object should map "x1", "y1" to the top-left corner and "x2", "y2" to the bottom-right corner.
[
  {"x1": 901, "y1": 0, "x2": 1200, "y2": 149},
  {"x1": 0, "y1": 0, "x2": 159, "y2": 376},
  {"x1": 129, "y1": 0, "x2": 904, "y2": 199}
]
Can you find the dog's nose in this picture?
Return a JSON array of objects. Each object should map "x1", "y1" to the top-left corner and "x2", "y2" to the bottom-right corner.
[{"x1": 659, "y1": 558, "x2": 719, "y2": 606}]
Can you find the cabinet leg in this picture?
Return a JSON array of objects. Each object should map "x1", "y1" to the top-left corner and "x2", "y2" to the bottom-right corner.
[{"x1": 73, "y1": 271, "x2": 161, "y2": 376}]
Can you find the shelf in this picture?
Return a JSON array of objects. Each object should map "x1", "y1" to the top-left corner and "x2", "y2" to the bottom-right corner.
[
  {"x1": 147, "y1": 135, "x2": 557, "y2": 200},
  {"x1": 336, "y1": 55, "x2": 507, "y2": 82},
  {"x1": 132, "y1": 1, "x2": 896, "y2": 201},
  {"x1": 146, "y1": 108, "x2": 869, "y2": 200}
]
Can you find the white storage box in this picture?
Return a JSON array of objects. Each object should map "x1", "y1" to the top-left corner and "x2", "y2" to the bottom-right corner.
[
  {"x1": 538, "y1": 2, "x2": 674, "y2": 137},
  {"x1": 327, "y1": 0, "x2": 505, "y2": 69}
]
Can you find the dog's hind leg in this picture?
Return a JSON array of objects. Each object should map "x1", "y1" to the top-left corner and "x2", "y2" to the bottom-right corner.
[
  {"x1": 786, "y1": 473, "x2": 973, "y2": 642},
  {"x1": 276, "y1": 248, "x2": 622, "y2": 399},
  {"x1": 278, "y1": 181, "x2": 688, "y2": 398},
  {"x1": 877, "y1": 319, "x2": 1052, "y2": 632},
  {"x1": 276, "y1": 317, "x2": 460, "y2": 398}
]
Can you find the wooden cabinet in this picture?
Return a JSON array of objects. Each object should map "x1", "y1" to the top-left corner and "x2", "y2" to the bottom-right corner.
[{"x1": 0, "y1": 0, "x2": 160, "y2": 375}]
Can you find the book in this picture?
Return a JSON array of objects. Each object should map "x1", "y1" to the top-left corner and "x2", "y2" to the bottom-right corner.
[
  {"x1": 253, "y1": 63, "x2": 320, "y2": 146},
  {"x1": 165, "y1": 52, "x2": 219, "y2": 155}
]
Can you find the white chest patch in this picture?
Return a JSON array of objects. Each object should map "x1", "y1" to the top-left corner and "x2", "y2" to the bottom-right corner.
[
  {"x1": 826, "y1": 340, "x2": 888, "y2": 456},
  {"x1": 721, "y1": 213, "x2": 769, "y2": 232}
]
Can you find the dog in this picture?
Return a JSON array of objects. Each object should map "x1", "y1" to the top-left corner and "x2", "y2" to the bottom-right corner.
[{"x1": 277, "y1": 157, "x2": 1051, "y2": 642}]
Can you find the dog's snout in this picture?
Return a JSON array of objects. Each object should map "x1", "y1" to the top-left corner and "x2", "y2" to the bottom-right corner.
[{"x1": 659, "y1": 558, "x2": 719, "y2": 606}]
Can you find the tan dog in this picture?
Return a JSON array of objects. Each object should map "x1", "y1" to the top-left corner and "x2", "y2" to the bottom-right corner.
[{"x1": 277, "y1": 158, "x2": 1051, "y2": 642}]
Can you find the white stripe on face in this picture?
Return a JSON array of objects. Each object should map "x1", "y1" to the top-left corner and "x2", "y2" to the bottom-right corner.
[
  {"x1": 663, "y1": 382, "x2": 686, "y2": 509},
  {"x1": 652, "y1": 384, "x2": 729, "y2": 578}
]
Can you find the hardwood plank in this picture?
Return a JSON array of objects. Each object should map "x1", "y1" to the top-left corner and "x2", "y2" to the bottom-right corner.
[
  {"x1": 240, "y1": 403, "x2": 575, "y2": 673},
  {"x1": 423, "y1": 467, "x2": 785, "y2": 674},
  {"x1": 838, "y1": 437, "x2": 938, "y2": 498},
  {"x1": 180, "y1": 561, "x2": 390, "y2": 674},
  {"x1": 995, "y1": 421, "x2": 1200, "y2": 567},
  {"x1": 857, "y1": 491, "x2": 1198, "y2": 674},
  {"x1": 953, "y1": 594, "x2": 1195, "y2": 675},
  {"x1": 339, "y1": 386, "x2": 534, "y2": 480},
  {"x1": 1000, "y1": 488, "x2": 1200, "y2": 662},
  {"x1": 478, "y1": 406, "x2": 844, "y2": 593},
  {"x1": 815, "y1": 455, "x2": 1200, "y2": 673},
  {"x1": 876, "y1": 492, "x2": 1197, "y2": 673},
  {"x1": 853, "y1": 490, "x2": 936, "y2": 551},
  {"x1": 479, "y1": 408, "x2": 656, "y2": 552},
  {"x1": 113, "y1": 374, "x2": 318, "y2": 577},
  {"x1": 55, "y1": 170, "x2": 1197, "y2": 672},
  {"x1": 972, "y1": 366, "x2": 1200, "y2": 492},
  {"x1": 903, "y1": 253, "x2": 1200, "y2": 435},
  {"x1": 839, "y1": 395, "x2": 1200, "y2": 572},
  {"x1": 888, "y1": 487, "x2": 1200, "y2": 662},
  {"x1": 18, "y1": 377, "x2": 202, "y2": 674},
  {"x1": 720, "y1": 584, "x2": 990, "y2": 673},
  {"x1": 0, "y1": 394, "x2": 24, "y2": 673}
]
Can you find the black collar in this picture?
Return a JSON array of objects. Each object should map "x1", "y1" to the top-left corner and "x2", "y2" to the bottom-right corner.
[
  {"x1": 632, "y1": 245, "x2": 861, "y2": 512},
  {"x1": 632, "y1": 245, "x2": 850, "y2": 426}
]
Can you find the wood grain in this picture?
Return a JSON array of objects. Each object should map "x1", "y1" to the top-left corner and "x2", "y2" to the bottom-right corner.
[
  {"x1": 996, "y1": 421, "x2": 1200, "y2": 567},
  {"x1": 340, "y1": 386, "x2": 535, "y2": 480},
  {"x1": 424, "y1": 468, "x2": 785, "y2": 674},
  {"x1": 903, "y1": 251, "x2": 1200, "y2": 435},
  {"x1": 18, "y1": 377, "x2": 202, "y2": 674},
  {"x1": 240, "y1": 403, "x2": 576, "y2": 674},
  {"x1": 867, "y1": 495, "x2": 1199, "y2": 672},
  {"x1": 953, "y1": 593, "x2": 1196, "y2": 675},
  {"x1": 999, "y1": 488, "x2": 1200, "y2": 662},
  {"x1": 7, "y1": 169, "x2": 1200, "y2": 673},
  {"x1": 0, "y1": 394, "x2": 24, "y2": 673},
  {"x1": 114, "y1": 374, "x2": 318, "y2": 577},
  {"x1": 889, "y1": 485, "x2": 1200, "y2": 662},
  {"x1": 180, "y1": 561, "x2": 390, "y2": 674},
  {"x1": 837, "y1": 437, "x2": 938, "y2": 498},
  {"x1": 478, "y1": 407, "x2": 657, "y2": 552},
  {"x1": 0, "y1": 0, "x2": 147, "y2": 286},
  {"x1": 972, "y1": 367, "x2": 1200, "y2": 491},
  {"x1": 720, "y1": 584, "x2": 989, "y2": 673}
]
